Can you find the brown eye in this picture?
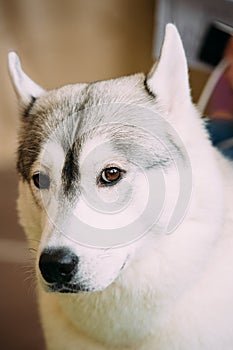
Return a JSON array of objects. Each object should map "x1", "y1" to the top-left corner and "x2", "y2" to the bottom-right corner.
[
  {"x1": 32, "y1": 173, "x2": 50, "y2": 190},
  {"x1": 100, "y1": 167, "x2": 122, "y2": 185}
]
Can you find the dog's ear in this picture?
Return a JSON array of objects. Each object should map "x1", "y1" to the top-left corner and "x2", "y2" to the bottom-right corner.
[
  {"x1": 8, "y1": 52, "x2": 45, "y2": 106},
  {"x1": 146, "y1": 24, "x2": 191, "y2": 113}
]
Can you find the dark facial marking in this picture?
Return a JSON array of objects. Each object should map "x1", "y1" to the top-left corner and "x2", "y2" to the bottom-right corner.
[
  {"x1": 16, "y1": 91, "x2": 87, "y2": 182},
  {"x1": 143, "y1": 76, "x2": 156, "y2": 98},
  {"x1": 17, "y1": 139, "x2": 44, "y2": 183},
  {"x1": 23, "y1": 96, "x2": 36, "y2": 118},
  {"x1": 62, "y1": 143, "x2": 80, "y2": 196}
]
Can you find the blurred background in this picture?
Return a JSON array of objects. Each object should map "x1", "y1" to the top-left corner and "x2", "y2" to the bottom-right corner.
[{"x1": 0, "y1": 0, "x2": 232, "y2": 348}]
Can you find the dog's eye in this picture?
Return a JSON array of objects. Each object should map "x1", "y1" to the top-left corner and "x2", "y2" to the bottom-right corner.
[
  {"x1": 100, "y1": 167, "x2": 123, "y2": 185},
  {"x1": 32, "y1": 173, "x2": 50, "y2": 190}
]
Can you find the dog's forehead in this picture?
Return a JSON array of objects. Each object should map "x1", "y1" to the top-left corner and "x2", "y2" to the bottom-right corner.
[
  {"x1": 16, "y1": 71, "x2": 185, "y2": 207},
  {"x1": 17, "y1": 73, "x2": 156, "y2": 181},
  {"x1": 37, "y1": 73, "x2": 148, "y2": 114}
]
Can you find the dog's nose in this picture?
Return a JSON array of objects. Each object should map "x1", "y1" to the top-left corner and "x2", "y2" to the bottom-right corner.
[{"x1": 39, "y1": 248, "x2": 79, "y2": 284}]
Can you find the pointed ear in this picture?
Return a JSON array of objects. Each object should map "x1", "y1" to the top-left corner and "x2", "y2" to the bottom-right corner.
[
  {"x1": 8, "y1": 52, "x2": 45, "y2": 106},
  {"x1": 146, "y1": 24, "x2": 191, "y2": 113}
]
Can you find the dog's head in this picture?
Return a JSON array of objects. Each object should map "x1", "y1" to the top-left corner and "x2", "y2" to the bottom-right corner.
[{"x1": 9, "y1": 24, "x2": 199, "y2": 294}]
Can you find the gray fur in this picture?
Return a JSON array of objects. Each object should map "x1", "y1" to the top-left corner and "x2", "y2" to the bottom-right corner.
[{"x1": 17, "y1": 73, "x2": 178, "y2": 192}]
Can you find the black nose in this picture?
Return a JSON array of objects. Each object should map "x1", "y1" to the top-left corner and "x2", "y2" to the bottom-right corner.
[{"x1": 39, "y1": 248, "x2": 79, "y2": 284}]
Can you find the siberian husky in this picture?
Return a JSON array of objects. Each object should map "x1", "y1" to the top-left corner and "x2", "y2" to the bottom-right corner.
[{"x1": 8, "y1": 24, "x2": 233, "y2": 349}]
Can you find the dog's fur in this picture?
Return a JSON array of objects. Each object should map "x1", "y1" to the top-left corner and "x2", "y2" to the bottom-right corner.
[{"x1": 8, "y1": 24, "x2": 233, "y2": 349}]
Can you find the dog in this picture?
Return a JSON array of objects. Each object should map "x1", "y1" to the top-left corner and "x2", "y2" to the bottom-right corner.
[{"x1": 8, "y1": 24, "x2": 233, "y2": 349}]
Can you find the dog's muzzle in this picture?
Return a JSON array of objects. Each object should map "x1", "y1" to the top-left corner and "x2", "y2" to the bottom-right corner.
[{"x1": 39, "y1": 247, "x2": 80, "y2": 291}]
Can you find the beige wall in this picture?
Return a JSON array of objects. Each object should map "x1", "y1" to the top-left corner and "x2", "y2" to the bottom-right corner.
[
  {"x1": 0, "y1": 0, "x2": 155, "y2": 168},
  {"x1": 189, "y1": 68, "x2": 210, "y2": 104}
]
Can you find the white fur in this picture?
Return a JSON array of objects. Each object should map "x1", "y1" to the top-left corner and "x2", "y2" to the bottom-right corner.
[
  {"x1": 8, "y1": 51, "x2": 45, "y2": 105},
  {"x1": 11, "y1": 24, "x2": 233, "y2": 349}
]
